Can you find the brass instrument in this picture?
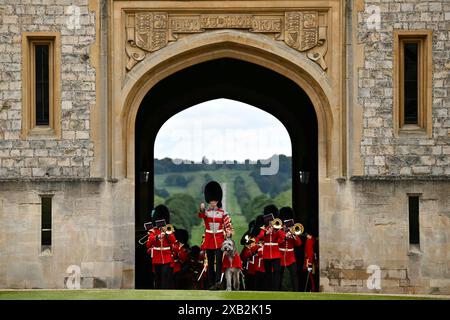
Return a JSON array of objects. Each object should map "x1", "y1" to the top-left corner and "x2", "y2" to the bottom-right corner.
[
  {"x1": 290, "y1": 223, "x2": 304, "y2": 236},
  {"x1": 138, "y1": 233, "x2": 150, "y2": 245},
  {"x1": 138, "y1": 222, "x2": 154, "y2": 245},
  {"x1": 162, "y1": 223, "x2": 174, "y2": 235},
  {"x1": 271, "y1": 218, "x2": 283, "y2": 230},
  {"x1": 244, "y1": 235, "x2": 256, "y2": 248}
]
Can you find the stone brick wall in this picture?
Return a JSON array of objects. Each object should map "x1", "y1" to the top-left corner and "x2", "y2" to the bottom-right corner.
[
  {"x1": 0, "y1": 179, "x2": 135, "y2": 289},
  {"x1": 320, "y1": 178, "x2": 450, "y2": 294},
  {"x1": 0, "y1": 0, "x2": 96, "y2": 177},
  {"x1": 358, "y1": 0, "x2": 450, "y2": 176},
  {"x1": 1, "y1": 0, "x2": 448, "y2": 179}
]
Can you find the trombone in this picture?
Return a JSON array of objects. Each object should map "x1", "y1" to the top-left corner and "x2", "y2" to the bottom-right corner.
[
  {"x1": 290, "y1": 223, "x2": 304, "y2": 237},
  {"x1": 271, "y1": 218, "x2": 283, "y2": 230},
  {"x1": 162, "y1": 223, "x2": 175, "y2": 235},
  {"x1": 138, "y1": 222, "x2": 154, "y2": 245}
]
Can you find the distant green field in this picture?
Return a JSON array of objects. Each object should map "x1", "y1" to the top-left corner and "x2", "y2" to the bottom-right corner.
[
  {"x1": 0, "y1": 289, "x2": 444, "y2": 300},
  {"x1": 154, "y1": 169, "x2": 263, "y2": 209}
]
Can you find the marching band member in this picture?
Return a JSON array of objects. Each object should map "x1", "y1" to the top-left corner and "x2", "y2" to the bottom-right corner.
[
  {"x1": 303, "y1": 232, "x2": 318, "y2": 292},
  {"x1": 263, "y1": 204, "x2": 279, "y2": 219},
  {"x1": 172, "y1": 229, "x2": 189, "y2": 289},
  {"x1": 198, "y1": 181, "x2": 233, "y2": 290},
  {"x1": 256, "y1": 212, "x2": 285, "y2": 291},
  {"x1": 188, "y1": 245, "x2": 207, "y2": 290},
  {"x1": 254, "y1": 240, "x2": 266, "y2": 290},
  {"x1": 240, "y1": 231, "x2": 257, "y2": 290},
  {"x1": 146, "y1": 204, "x2": 177, "y2": 289},
  {"x1": 239, "y1": 221, "x2": 254, "y2": 286},
  {"x1": 251, "y1": 215, "x2": 266, "y2": 291},
  {"x1": 278, "y1": 207, "x2": 302, "y2": 291}
]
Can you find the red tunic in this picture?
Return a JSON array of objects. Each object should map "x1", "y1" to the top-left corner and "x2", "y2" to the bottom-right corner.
[
  {"x1": 303, "y1": 236, "x2": 316, "y2": 270},
  {"x1": 146, "y1": 228, "x2": 176, "y2": 265},
  {"x1": 257, "y1": 226, "x2": 285, "y2": 260},
  {"x1": 255, "y1": 246, "x2": 265, "y2": 272},
  {"x1": 240, "y1": 246, "x2": 251, "y2": 262},
  {"x1": 279, "y1": 234, "x2": 302, "y2": 267},
  {"x1": 303, "y1": 236, "x2": 317, "y2": 291},
  {"x1": 241, "y1": 245, "x2": 256, "y2": 275},
  {"x1": 222, "y1": 251, "x2": 242, "y2": 272},
  {"x1": 198, "y1": 208, "x2": 233, "y2": 250},
  {"x1": 171, "y1": 241, "x2": 188, "y2": 273}
]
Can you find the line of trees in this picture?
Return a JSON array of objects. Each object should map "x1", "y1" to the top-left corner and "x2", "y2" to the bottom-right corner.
[
  {"x1": 154, "y1": 155, "x2": 291, "y2": 173},
  {"x1": 234, "y1": 175, "x2": 251, "y2": 218},
  {"x1": 164, "y1": 174, "x2": 194, "y2": 187},
  {"x1": 249, "y1": 154, "x2": 292, "y2": 197},
  {"x1": 164, "y1": 193, "x2": 199, "y2": 231}
]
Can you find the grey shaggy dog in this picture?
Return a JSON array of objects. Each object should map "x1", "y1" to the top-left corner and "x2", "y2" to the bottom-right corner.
[{"x1": 221, "y1": 238, "x2": 245, "y2": 291}]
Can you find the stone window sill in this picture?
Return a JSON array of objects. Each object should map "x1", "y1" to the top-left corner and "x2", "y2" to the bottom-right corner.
[
  {"x1": 40, "y1": 246, "x2": 52, "y2": 257},
  {"x1": 407, "y1": 244, "x2": 422, "y2": 256},
  {"x1": 398, "y1": 125, "x2": 427, "y2": 137},
  {"x1": 25, "y1": 126, "x2": 58, "y2": 140}
]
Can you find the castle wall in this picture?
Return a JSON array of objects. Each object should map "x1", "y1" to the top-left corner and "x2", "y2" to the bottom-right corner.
[{"x1": 0, "y1": 0, "x2": 449, "y2": 293}]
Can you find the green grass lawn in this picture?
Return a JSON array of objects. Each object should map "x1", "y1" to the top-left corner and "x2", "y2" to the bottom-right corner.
[{"x1": 0, "y1": 289, "x2": 444, "y2": 300}]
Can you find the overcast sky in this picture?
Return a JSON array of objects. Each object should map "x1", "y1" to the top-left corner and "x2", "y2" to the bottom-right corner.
[{"x1": 154, "y1": 99, "x2": 292, "y2": 162}]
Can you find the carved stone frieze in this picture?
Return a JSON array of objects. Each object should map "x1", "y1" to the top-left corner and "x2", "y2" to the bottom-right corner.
[{"x1": 125, "y1": 11, "x2": 328, "y2": 71}]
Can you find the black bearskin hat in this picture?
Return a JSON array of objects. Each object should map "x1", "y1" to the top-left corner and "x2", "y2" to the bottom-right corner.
[
  {"x1": 204, "y1": 181, "x2": 223, "y2": 203},
  {"x1": 279, "y1": 207, "x2": 294, "y2": 221},
  {"x1": 263, "y1": 204, "x2": 279, "y2": 218},
  {"x1": 152, "y1": 204, "x2": 170, "y2": 225},
  {"x1": 251, "y1": 214, "x2": 265, "y2": 237},
  {"x1": 175, "y1": 228, "x2": 189, "y2": 245},
  {"x1": 190, "y1": 245, "x2": 200, "y2": 257},
  {"x1": 248, "y1": 220, "x2": 255, "y2": 231}
]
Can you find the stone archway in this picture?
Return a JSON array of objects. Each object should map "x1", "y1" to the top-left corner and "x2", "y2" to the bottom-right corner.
[
  {"x1": 134, "y1": 57, "x2": 320, "y2": 288},
  {"x1": 117, "y1": 30, "x2": 338, "y2": 180},
  {"x1": 119, "y1": 32, "x2": 339, "y2": 289}
]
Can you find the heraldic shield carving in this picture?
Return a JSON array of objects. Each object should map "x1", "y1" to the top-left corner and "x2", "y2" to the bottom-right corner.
[
  {"x1": 285, "y1": 12, "x2": 319, "y2": 52},
  {"x1": 126, "y1": 12, "x2": 169, "y2": 70},
  {"x1": 125, "y1": 11, "x2": 328, "y2": 72},
  {"x1": 135, "y1": 12, "x2": 169, "y2": 52}
]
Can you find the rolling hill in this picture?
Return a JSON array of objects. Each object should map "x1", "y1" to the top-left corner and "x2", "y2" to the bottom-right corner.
[{"x1": 154, "y1": 157, "x2": 292, "y2": 250}]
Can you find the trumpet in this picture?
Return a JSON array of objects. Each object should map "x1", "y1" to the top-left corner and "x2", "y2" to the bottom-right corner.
[
  {"x1": 271, "y1": 218, "x2": 283, "y2": 230},
  {"x1": 290, "y1": 223, "x2": 304, "y2": 236},
  {"x1": 162, "y1": 224, "x2": 174, "y2": 235}
]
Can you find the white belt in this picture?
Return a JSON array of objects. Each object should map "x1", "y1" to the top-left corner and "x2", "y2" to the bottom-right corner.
[
  {"x1": 279, "y1": 248, "x2": 294, "y2": 252},
  {"x1": 264, "y1": 242, "x2": 278, "y2": 246},
  {"x1": 205, "y1": 229, "x2": 223, "y2": 233},
  {"x1": 153, "y1": 247, "x2": 171, "y2": 250}
]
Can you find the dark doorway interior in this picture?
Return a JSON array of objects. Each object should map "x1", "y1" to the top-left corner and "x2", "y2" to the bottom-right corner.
[{"x1": 135, "y1": 58, "x2": 318, "y2": 289}]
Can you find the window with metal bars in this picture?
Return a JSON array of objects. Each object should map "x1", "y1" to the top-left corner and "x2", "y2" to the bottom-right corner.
[
  {"x1": 35, "y1": 44, "x2": 50, "y2": 126},
  {"x1": 394, "y1": 31, "x2": 432, "y2": 136},
  {"x1": 41, "y1": 196, "x2": 52, "y2": 248},
  {"x1": 22, "y1": 32, "x2": 60, "y2": 138},
  {"x1": 408, "y1": 195, "x2": 420, "y2": 247}
]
